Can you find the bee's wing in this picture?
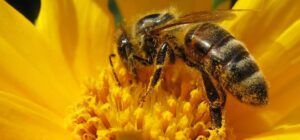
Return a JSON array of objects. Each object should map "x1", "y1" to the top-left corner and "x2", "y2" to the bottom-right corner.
[
  {"x1": 152, "y1": 10, "x2": 237, "y2": 32},
  {"x1": 179, "y1": 10, "x2": 236, "y2": 23}
]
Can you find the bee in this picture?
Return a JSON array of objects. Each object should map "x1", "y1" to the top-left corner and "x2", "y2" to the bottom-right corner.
[{"x1": 110, "y1": 10, "x2": 268, "y2": 128}]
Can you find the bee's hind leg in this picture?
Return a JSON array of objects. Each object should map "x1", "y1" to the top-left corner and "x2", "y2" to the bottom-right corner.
[
  {"x1": 199, "y1": 69, "x2": 224, "y2": 129},
  {"x1": 176, "y1": 47, "x2": 224, "y2": 128}
]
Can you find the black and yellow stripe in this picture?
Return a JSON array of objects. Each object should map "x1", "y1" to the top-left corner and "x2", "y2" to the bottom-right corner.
[{"x1": 184, "y1": 22, "x2": 268, "y2": 105}]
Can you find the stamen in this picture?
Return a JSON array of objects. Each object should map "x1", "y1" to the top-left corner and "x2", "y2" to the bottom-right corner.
[
  {"x1": 134, "y1": 108, "x2": 144, "y2": 129},
  {"x1": 65, "y1": 61, "x2": 232, "y2": 139}
]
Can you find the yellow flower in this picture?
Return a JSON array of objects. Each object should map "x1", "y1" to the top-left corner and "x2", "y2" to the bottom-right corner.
[{"x1": 0, "y1": 0, "x2": 300, "y2": 140}]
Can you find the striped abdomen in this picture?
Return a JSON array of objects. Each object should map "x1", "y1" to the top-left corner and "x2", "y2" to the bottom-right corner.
[{"x1": 185, "y1": 23, "x2": 268, "y2": 105}]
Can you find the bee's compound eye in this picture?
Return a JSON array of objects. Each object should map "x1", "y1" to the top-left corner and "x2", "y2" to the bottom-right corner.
[
  {"x1": 121, "y1": 36, "x2": 128, "y2": 44},
  {"x1": 118, "y1": 32, "x2": 129, "y2": 47},
  {"x1": 117, "y1": 32, "x2": 132, "y2": 60}
]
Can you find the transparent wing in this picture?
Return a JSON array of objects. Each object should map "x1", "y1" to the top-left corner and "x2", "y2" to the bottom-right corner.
[
  {"x1": 179, "y1": 10, "x2": 236, "y2": 23},
  {"x1": 152, "y1": 10, "x2": 239, "y2": 32}
]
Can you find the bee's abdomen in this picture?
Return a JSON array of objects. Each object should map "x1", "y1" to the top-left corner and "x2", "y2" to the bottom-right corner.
[
  {"x1": 184, "y1": 23, "x2": 268, "y2": 105},
  {"x1": 184, "y1": 23, "x2": 231, "y2": 60},
  {"x1": 208, "y1": 39, "x2": 268, "y2": 105},
  {"x1": 209, "y1": 39, "x2": 258, "y2": 82}
]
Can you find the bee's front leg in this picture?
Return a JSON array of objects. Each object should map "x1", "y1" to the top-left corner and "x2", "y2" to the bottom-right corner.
[
  {"x1": 109, "y1": 54, "x2": 121, "y2": 86},
  {"x1": 138, "y1": 42, "x2": 172, "y2": 107}
]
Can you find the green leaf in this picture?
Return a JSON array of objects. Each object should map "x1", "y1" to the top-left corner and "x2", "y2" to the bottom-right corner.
[
  {"x1": 108, "y1": 0, "x2": 123, "y2": 28},
  {"x1": 212, "y1": 0, "x2": 225, "y2": 10}
]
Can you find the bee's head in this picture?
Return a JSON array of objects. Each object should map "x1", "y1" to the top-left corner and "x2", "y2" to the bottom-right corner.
[{"x1": 136, "y1": 13, "x2": 174, "y2": 35}]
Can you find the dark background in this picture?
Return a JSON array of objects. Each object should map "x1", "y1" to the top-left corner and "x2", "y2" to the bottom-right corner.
[{"x1": 5, "y1": 0, "x2": 40, "y2": 23}]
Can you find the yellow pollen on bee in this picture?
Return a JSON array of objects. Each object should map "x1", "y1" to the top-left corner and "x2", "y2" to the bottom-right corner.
[{"x1": 65, "y1": 62, "x2": 232, "y2": 139}]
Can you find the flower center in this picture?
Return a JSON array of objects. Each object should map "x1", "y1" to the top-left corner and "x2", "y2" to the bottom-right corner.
[{"x1": 65, "y1": 61, "x2": 233, "y2": 140}]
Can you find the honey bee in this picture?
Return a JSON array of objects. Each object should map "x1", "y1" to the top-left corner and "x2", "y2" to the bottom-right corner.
[{"x1": 110, "y1": 10, "x2": 268, "y2": 128}]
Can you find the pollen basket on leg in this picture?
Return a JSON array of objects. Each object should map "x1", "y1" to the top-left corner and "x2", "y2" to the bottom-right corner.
[{"x1": 65, "y1": 59, "x2": 232, "y2": 139}]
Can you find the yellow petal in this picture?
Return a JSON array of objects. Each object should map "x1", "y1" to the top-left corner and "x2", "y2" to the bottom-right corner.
[
  {"x1": 95, "y1": 0, "x2": 211, "y2": 24},
  {"x1": 226, "y1": 10, "x2": 300, "y2": 139},
  {"x1": 0, "y1": 1, "x2": 81, "y2": 115},
  {"x1": 0, "y1": 91, "x2": 72, "y2": 140},
  {"x1": 275, "y1": 105, "x2": 300, "y2": 129},
  {"x1": 226, "y1": 0, "x2": 300, "y2": 55},
  {"x1": 72, "y1": 0, "x2": 114, "y2": 81},
  {"x1": 116, "y1": 0, "x2": 212, "y2": 20},
  {"x1": 247, "y1": 124, "x2": 300, "y2": 140},
  {"x1": 0, "y1": 37, "x2": 77, "y2": 115},
  {"x1": 36, "y1": 0, "x2": 78, "y2": 65},
  {"x1": 258, "y1": 19, "x2": 300, "y2": 127}
]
